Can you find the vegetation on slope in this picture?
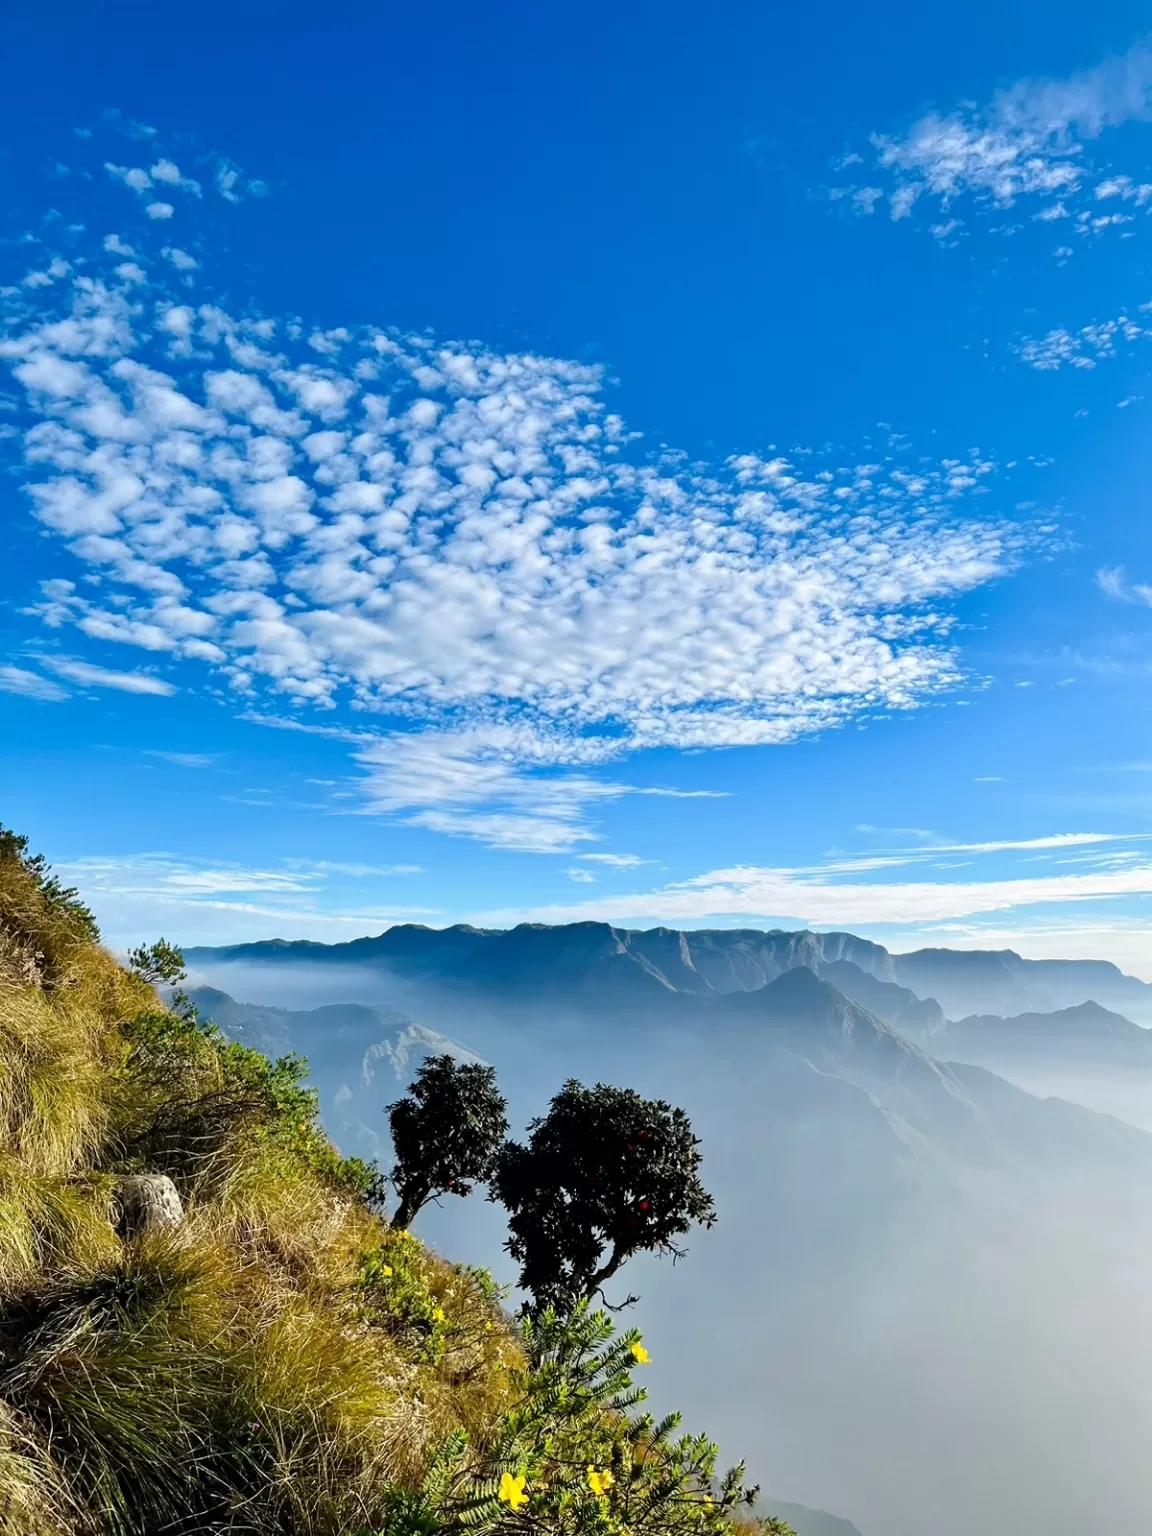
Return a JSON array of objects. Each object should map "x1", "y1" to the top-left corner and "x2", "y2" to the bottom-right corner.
[{"x1": 0, "y1": 824, "x2": 789, "y2": 1536}]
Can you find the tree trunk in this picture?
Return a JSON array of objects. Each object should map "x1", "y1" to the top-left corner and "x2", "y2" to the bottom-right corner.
[{"x1": 392, "y1": 1184, "x2": 429, "y2": 1231}]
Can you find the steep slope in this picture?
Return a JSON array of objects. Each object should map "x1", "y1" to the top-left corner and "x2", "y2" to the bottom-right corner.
[
  {"x1": 180, "y1": 940, "x2": 1152, "y2": 1536},
  {"x1": 756, "y1": 1501, "x2": 865, "y2": 1536},
  {"x1": 187, "y1": 984, "x2": 487, "y2": 1163},
  {"x1": 699, "y1": 967, "x2": 1152, "y2": 1195},
  {"x1": 810, "y1": 960, "x2": 945, "y2": 1039},
  {"x1": 443, "y1": 921, "x2": 681, "y2": 999},
  {"x1": 934, "y1": 1000, "x2": 1152, "y2": 1069},
  {"x1": 889, "y1": 948, "x2": 1152, "y2": 1022},
  {"x1": 0, "y1": 826, "x2": 765, "y2": 1536}
]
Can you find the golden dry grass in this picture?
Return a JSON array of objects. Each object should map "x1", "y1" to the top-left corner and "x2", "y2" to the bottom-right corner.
[
  {"x1": 0, "y1": 827, "x2": 772, "y2": 1536},
  {"x1": 0, "y1": 834, "x2": 524, "y2": 1535}
]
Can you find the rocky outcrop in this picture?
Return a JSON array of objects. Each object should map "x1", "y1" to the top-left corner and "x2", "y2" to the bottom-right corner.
[{"x1": 113, "y1": 1174, "x2": 185, "y2": 1237}]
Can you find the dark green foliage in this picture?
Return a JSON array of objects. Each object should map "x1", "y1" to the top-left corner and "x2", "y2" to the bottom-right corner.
[
  {"x1": 0, "y1": 823, "x2": 787, "y2": 1536},
  {"x1": 371, "y1": 1301, "x2": 763, "y2": 1536},
  {"x1": 114, "y1": 1002, "x2": 381, "y2": 1202},
  {"x1": 388, "y1": 1056, "x2": 509, "y2": 1229},
  {"x1": 492, "y1": 1081, "x2": 716, "y2": 1313},
  {"x1": 0, "y1": 823, "x2": 99, "y2": 985},
  {"x1": 126, "y1": 938, "x2": 186, "y2": 987},
  {"x1": 0, "y1": 826, "x2": 98, "y2": 944}
]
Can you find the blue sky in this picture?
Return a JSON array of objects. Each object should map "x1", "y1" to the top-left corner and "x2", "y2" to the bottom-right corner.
[{"x1": 7, "y1": 1, "x2": 1152, "y2": 972}]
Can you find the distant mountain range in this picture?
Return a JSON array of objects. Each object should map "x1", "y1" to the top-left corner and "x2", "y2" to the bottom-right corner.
[
  {"x1": 189, "y1": 960, "x2": 1152, "y2": 1198},
  {"x1": 185, "y1": 934, "x2": 1152, "y2": 1536},
  {"x1": 757, "y1": 1501, "x2": 864, "y2": 1536},
  {"x1": 187, "y1": 985, "x2": 486, "y2": 1163},
  {"x1": 934, "y1": 1000, "x2": 1152, "y2": 1072},
  {"x1": 186, "y1": 919, "x2": 1152, "y2": 1023}
]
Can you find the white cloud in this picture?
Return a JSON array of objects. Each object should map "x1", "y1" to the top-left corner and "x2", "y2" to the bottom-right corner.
[
  {"x1": 1, "y1": 252, "x2": 1026, "y2": 849},
  {"x1": 1019, "y1": 311, "x2": 1152, "y2": 370},
  {"x1": 144, "y1": 750, "x2": 217, "y2": 767},
  {"x1": 916, "y1": 831, "x2": 1134, "y2": 855},
  {"x1": 839, "y1": 37, "x2": 1152, "y2": 228},
  {"x1": 1096, "y1": 566, "x2": 1152, "y2": 605},
  {"x1": 162, "y1": 247, "x2": 199, "y2": 271},
  {"x1": 47, "y1": 852, "x2": 438, "y2": 948},
  {"x1": 0, "y1": 664, "x2": 69, "y2": 701},
  {"x1": 578, "y1": 853, "x2": 649, "y2": 867},
  {"x1": 214, "y1": 160, "x2": 268, "y2": 203},
  {"x1": 474, "y1": 835, "x2": 1152, "y2": 929},
  {"x1": 353, "y1": 723, "x2": 630, "y2": 851},
  {"x1": 145, "y1": 202, "x2": 174, "y2": 220},
  {"x1": 39, "y1": 656, "x2": 176, "y2": 695},
  {"x1": 149, "y1": 159, "x2": 201, "y2": 197}
]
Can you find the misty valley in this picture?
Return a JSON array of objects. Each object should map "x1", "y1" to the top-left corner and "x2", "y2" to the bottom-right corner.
[{"x1": 181, "y1": 922, "x2": 1152, "y2": 1536}]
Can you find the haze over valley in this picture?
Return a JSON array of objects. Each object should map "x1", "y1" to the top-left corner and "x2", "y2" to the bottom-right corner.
[{"x1": 184, "y1": 920, "x2": 1152, "y2": 1536}]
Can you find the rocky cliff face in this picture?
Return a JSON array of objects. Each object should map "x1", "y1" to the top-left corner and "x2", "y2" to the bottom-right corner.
[{"x1": 187, "y1": 921, "x2": 1152, "y2": 1023}]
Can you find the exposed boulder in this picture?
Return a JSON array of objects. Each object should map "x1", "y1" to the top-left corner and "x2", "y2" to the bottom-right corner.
[{"x1": 113, "y1": 1173, "x2": 185, "y2": 1237}]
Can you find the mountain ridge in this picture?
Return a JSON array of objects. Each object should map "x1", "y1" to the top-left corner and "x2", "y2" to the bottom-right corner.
[{"x1": 186, "y1": 920, "x2": 1152, "y2": 1023}]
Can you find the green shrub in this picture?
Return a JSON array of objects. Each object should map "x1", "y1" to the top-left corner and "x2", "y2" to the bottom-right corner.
[
  {"x1": 372, "y1": 1301, "x2": 769, "y2": 1536},
  {"x1": 0, "y1": 828, "x2": 783, "y2": 1536}
]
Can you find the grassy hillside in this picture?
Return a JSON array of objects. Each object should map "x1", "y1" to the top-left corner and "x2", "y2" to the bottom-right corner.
[{"x1": 0, "y1": 826, "x2": 780, "y2": 1536}]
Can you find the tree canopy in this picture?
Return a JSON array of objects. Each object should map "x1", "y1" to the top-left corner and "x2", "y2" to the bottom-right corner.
[
  {"x1": 492, "y1": 1079, "x2": 716, "y2": 1313},
  {"x1": 388, "y1": 1054, "x2": 509, "y2": 1229}
]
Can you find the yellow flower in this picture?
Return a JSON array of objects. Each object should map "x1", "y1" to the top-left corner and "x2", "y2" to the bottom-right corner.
[
  {"x1": 380, "y1": 1264, "x2": 393, "y2": 1277},
  {"x1": 587, "y1": 1466, "x2": 614, "y2": 1496},
  {"x1": 498, "y1": 1472, "x2": 528, "y2": 1509},
  {"x1": 432, "y1": 1305, "x2": 446, "y2": 1323},
  {"x1": 630, "y1": 1341, "x2": 650, "y2": 1364}
]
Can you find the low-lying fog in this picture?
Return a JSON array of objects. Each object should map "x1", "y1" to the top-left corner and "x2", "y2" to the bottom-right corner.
[{"x1": 188, "y1": 962, "x2": 1152, "y2": 1536}]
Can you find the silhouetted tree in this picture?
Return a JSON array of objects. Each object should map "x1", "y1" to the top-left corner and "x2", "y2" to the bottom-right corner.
[
  {"x1": 388, "y1": 1054, "x2": 508, "y2": 1229},
  {"x1": 128, "y1": 938, "x2": 187, "y2": 986},
  {"x1": 492, "y1": 1079, "x2": 716, "y2": 1313}
]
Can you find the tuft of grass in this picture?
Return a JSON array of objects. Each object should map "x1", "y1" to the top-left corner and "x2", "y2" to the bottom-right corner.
[
  {"x1": 0, "y1": 826, "x2": 768, "y2": 1536},
  {"x1": 0, "y1": 825, "x2": 99, "y2": 991}
]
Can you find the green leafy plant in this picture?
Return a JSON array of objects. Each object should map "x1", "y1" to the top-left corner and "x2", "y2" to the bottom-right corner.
[
  {"x1": 126, "y1": 938, "x2": 186, "y2": 987},
  {"x1": 0, "y1": 822, "x2": 99, "y2": 987},
  {"x1": 371, "y1": 1301, "x2": 766, "y2": 1536},
  {"x1": 388, "y1": 1056, "x2": 509, "y2": 1228},
  {"x1": 492, "y1": 1081, "x2": 716, "y2": 1313},
  {"x1": 0, "y1": 825, "x2": 794, "y2": 1536}
]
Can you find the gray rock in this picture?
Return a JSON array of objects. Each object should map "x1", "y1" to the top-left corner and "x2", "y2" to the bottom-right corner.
[{"x1": 113, "y1": 1174, "x2": 185, "y2": 1237}]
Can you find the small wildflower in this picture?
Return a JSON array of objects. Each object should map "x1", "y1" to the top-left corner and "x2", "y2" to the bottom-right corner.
[
  {"x1": 630, "y1": 1341, "x2": 650, "y2": 1364},
  {"x1": 498, "y1": 1472, "x2": 528, "y2": 1509},
  {"x1": 380, "y1": 1264, "x2": 393, "y2": 1277},
  {"x1": 432, "y1": 1305, "x2": 446, "y2": 1323},
  {"x1": 587, "y1": 1466, "x2": 614, "y2": 1496}
]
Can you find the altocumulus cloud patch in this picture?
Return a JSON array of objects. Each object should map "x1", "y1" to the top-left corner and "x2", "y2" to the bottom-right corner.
[
  {"x1": 1, "y1": 200, "x2": 1024, "y2": 852},
  {"x1": 833, "y1": 34, "x2": 1152, "y2": 237}
]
